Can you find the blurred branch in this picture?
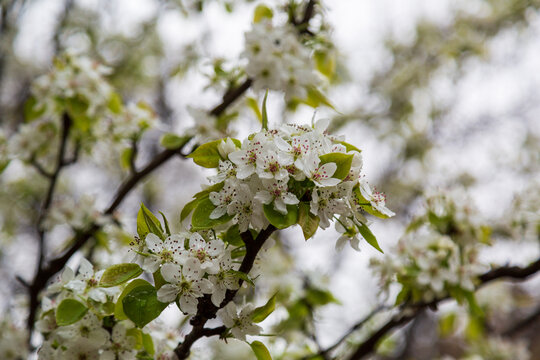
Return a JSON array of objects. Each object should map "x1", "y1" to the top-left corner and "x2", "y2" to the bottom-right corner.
[
  {"x1": 27, "y1": 112, "x2": 72, "y2": 333},
  {"x1": 174, "y1": 225, "x2": 277, "y2": 359},
  {"x1": 209, "y1": 78, "x2": 253, "y2": 117},
  {"x1": 344, "y1": 257, "x2": 540, "y2": 360},
  {"x1": 52, "y1": 0, "x2": 74, "y2": 54}
]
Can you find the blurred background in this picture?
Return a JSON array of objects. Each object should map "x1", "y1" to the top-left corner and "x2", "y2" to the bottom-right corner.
[{"x1": 0, "y1": 0, "x2": 539, "y2": 359}]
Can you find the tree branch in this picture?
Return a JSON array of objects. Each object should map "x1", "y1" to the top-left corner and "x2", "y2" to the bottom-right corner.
[
  {"x1": 345, "y1": 257, "x2": 540, "y2": 360},
  {"x1": 209, "y1": 78, "x2": 253, "y2": 117},
  {"x1": 174, "y1": 225, "x2": 277, "y2": 359}
]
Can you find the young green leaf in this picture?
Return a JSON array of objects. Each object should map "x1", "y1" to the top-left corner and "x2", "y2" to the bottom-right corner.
[
  {"x1": 222, "y1": 224, "x2": 245, "y2": 246},
  {"x1": 298, "y1": 202, "x2": 320, "y2": 240},
  {"x1": 24, "y1": 96, "x2": 46, "y2": 122},
  {"x1": 180, "y1": 182, "x2": 225, "y2": 222},
  {"x1": 357, "y1": 222, "x2": 384, "y2": 253},
  {"x1": 250, "y1": 341, "x2": 273, "y2": 360},
  {"x1": 261, "y1": 90, "x2": 269, "y2": 130},
  {"x1": 187, "y1": 138, "x2": 241, "y2": 168},
  {"x1": 107, "y1": 92, "x2": 123, "y2": 114},
  {"x1": 142, "y1": 332, "x2": 155, "y2": 355},
  {"x1": 263, "y1": 204, "x2": 298, "y2": 229},
  {"x1": 137, "y1": 203, "x2": 165, "y2": 240},
  {"x1": 100, "y1": 263, "x2": 143, "y2": 287},
  {"x1": 253, "y1": 4, "x2": 273, "y2": 23},
  {"x1": 159, "y1": 212, "x2": 171, "y2": 237},
  {"x1": 115, "y1": 279, "x2": 151, "y2": 320},
  {"x1": 252, "y1": 293, "x2": 277, "y2": 323},
  {"x1": 246, "y1": 97, "x2": 262, "y2": 122},
  {"x1": 353, "y1": 187, "x2": 392, "y2": 219},
  {"x1": 319, "y1": 153, "x2": 354, "y2": 180},
  {"x1": 191, "y1": 197, "x2": 233, "y2": 230},
  {"x1": 122, "y1": 282, "x2": 168, "y2": 328},
  {"x1": 160, "y1": 133, "x2": 191, "y2": 150},
  {"x1": 56, "y1": 299, "x2": 88, "y2": 326},
  {"x1": 336, "y1": 140, "x2": 362, "y2": 154},
  {"x1": 228, "y1": 269, "x2": 254, "y2": 287}
]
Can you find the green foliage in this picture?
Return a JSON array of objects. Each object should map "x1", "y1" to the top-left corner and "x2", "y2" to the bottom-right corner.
[
  {"x1": 107, "y1": 92, "x2": 123, "y2": 114},
  {"x1": 187, "y1": 138, "x2": 241, "y2": 168},
  {"x1": 252, "y1": 293, "x2": 277, "y2": 323},
  {"x1": 263, "y1": 204, "x2": 298, "y2": 229},
  {"x1": 160, "y1": 133, "x2": 191, "y2": 150},
  {"x1": 115, "y1": 279, "x2": 151, "y2": 321},
  {"x1": 246, "y1": 97, "x2": 262, "y2": 122},
  {"x1": 337, "y1": 140, "x2": 362, "y2": 153},
  {"x1": 314, "y1": 50, "x2": 336, "y2": 79},
  {"x1": 122, "y1": 282, "x2": 168, "y2": 328},
  {"x1": 137, "y1": 203, "x2": 165, "y2": 240},
  {"x1": 357, "y1": 222, "x2": 384, "y2": 253},
  {"x1": 228, "y1": 269, "x2": 254, "y2": 287},
  {"x1": 305, "y1": 288, "x2": 339, "y2": 306},
  {"x1": 253, "y1": 4, "x2": 273, "y2": 23},
  {"x1": 23, "y1": 96, "x2": 46, "y2": 122},
  {"x1": 298, "y1": 202, "x2": 320, "y2": 240},
  {"x1": 250, "y1": 341, "x2": 273, "y2": 360},
  {"x1": 55, "y1": 299, "x2": 88, "y2": 326},
  {"x1": 439, "y1": 313, "x2": 457, "y2": 337},
  {"x1": 191, "y1": 197, "x2": 233, "y2": 230},
  {"x1": 222, "y1": 224, "x2": 245, "y2": 246},
  {"x1": 319, "y1": 152, "x2": 354, "y2": 180},
  {"x1": 99, "y1": 263, "x2": 143, "y2": 287},
  {"x1": 261, "y1": 90, "x2": 269, "y2": 130},
  {"x1": 353, "y1": 186, "x2": 392, "y2": 219}
]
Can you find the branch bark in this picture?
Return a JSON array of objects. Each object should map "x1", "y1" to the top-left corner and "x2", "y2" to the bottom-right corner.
[{"x1": 174, "y1": 225, "x2": 277, "y2": 359}]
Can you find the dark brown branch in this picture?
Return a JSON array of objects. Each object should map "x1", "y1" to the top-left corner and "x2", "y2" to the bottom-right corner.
[
  {"x1": 209, "y1": 78, "x2": 253, "y2": 117},
  {"x1": 129, "y1": 138, "x2": 139, "y2": 174},
  {"x1": 345, "y1": 257, "x2": 540, "y2": 360},
  {"x1": 30, "y1": 157, "x2": 53, "y2": 178},
  {"x1": 174, "y1": 225, "x2": 277, "y2": 359},
  {"x1": 27, "y1": 112, "x2": 72, "y2": 333}
]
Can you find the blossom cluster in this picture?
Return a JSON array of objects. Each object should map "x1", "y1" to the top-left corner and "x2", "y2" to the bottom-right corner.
[
  {"x1": 440, "y1": 336, "x2": 530, "y2": 360},
  {"x1": 243, "y1": 19, "x2": 320, "y2": 100},
  {"x1": 6, "y1": 52, "x2": 157, "y2": 166},
  {"x1": 132, "y1": 231, "x2": 242, "y2": 314},
  {"x1": 193, "y1": 119, "x2": 393, "y2": 251},
  {"x1": 36, "y1": 258, "x2": 177, "y2": 359},
  {"x1": 370, "y1": 192, "x2": 488, "y2": 304}
]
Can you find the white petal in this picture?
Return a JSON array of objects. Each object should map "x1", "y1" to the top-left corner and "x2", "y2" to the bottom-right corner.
[
  {"x1": 157, "y1": 284, "x2": 179, "y2": 303},
  {"x1": 145, "y1": 233, "x2": 163, "y2": 253},
  {"x1": 78, "y1": 258, "x2": 94, "y2": 279},
  {"x1": 161, "y1": 263, "x2": 182, "y2": 283},
  {"x1": 179, "y1": 294, "x2": 198, "y2": 315}
]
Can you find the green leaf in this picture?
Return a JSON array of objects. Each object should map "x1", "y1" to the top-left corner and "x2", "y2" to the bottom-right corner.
[
  {"x1": 306, "y1": 288, "x2": 339, "y2": 306},
  {"x1": 137, "y1": 203, "x2": 165, "y2": 240},
  {"x1": 153, "y1": 269, "x2": 167, "y2": 290},
  {"x1": 302, "y1": 87, "x2": 336, "y2": 110},
  {"x1": 246, "y1": 97, "x2": 262, "y2": 122},
  {"x1": 314, "y1": 50, "x2": 336, "y2": 79},
  {"x1": 439, "y1": 313, "x2": 457, "y2": 337},
  {"x1": 108, "y1": 92, "x2": 123, "y2": 114},
  {"x1": 228, "y1": 269, "x2": 254, "y2": 287},
  {"x1": 250, "y1": 341, "x2": 273, "y2": 360},
  {"x1": 319, "y1": 153, "x2": 354, "y2": 180},
  {"x1": 191, "y1": 197, "x2": 233, "y2": 230},
  {"x1": 231, "y1": 247, "x2": 246, "y2": 259},
  {"x1": 252, "y1": 293, "x2": 277, "y2": 323},
  {"x1": 24, "y1": 96, "x2": 46, "y2": 122},
  {"x1": 65, "y1": 96, "x2": 91, "y2": 131},
  {"x1": 394, "y1": 286, "x2": 410, "y2": 305},
  {"x1": 465, "y1": 316, "x2": 484, "y2": 341},
  {"x1": 56, "y1": 299, "x2": 88, "y2": 326},
  {"x1": 357, "y1": 222, "x2": 383, "y2": 253},
  {"x1": 180, "y1": 182, "x2": 225, "y2": 222},
  {"x1": 261, "y1": 90, "x2": 269, "y2": 130},
  {"x1": 115, "y1": 279, "x2": 150, "y2": 321},
  {"x1": 126, "y1": 327, "x2": 143, "y2": 349},
  {"x1": 263, "y1": 204, "x2": 298, "y2": 229},
  {"x1": 253, "y1": 4, "x2": 273, "y2": 23},
  {"x1": 100, "y1": 263, "x2": 143, "y2": 287},
  {"x1": 187, "y1": 138, "x2": 241, "y2": 168},
  {"x1": 337, "y1": 141, "x2": 361, "y2": 154},
  {"x1": 353, "y1": 187, "x2": 392, "y2": 219},
  {"x1": 222, "y1": 224, "x2": 245, "y2": 246},
  {"x1": 298, "y1": 203, "x2": 320, "y2": 240},
  {"x1": 142, "y1": 332, "x2": 155, "y2": 355},
  {"x1": 159, "y1": 212, "x2": 171, "y2": 237},
  {"x1": 122, "y1": 282, "x2": 168, "y2": 328},
  {"x1": 160, "y1": 133, "x2": 191, "y2": 150},
  {"x1": 120, "y1": 147, "x2": 133, "y2": 170}
]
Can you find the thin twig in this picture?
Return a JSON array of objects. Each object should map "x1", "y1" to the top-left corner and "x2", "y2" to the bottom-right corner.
[{"x1": 345, "y1": 257, "x2": 540, "y2": 360}]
